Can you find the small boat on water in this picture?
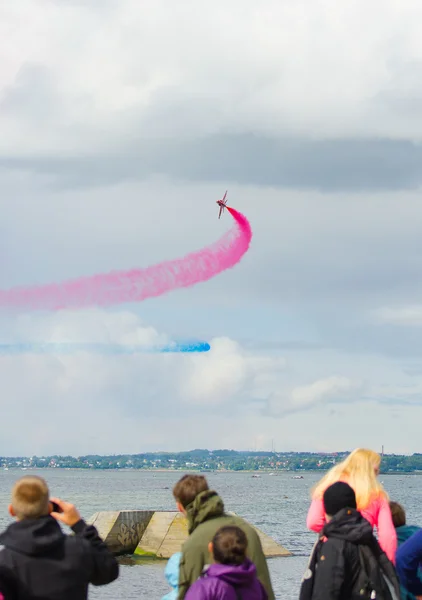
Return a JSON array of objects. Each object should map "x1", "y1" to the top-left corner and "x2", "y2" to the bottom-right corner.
[
  {"x1": 251, "y1": 474, "x2": 261, "y2": 478},
  {"x1": 292, "y1": 475, "x2": 304, "y2": 479}
]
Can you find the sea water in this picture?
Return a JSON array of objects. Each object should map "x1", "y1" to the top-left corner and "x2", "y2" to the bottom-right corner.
[{"x1": 0, "y1": 469, "x2": 421, "y2": 599}]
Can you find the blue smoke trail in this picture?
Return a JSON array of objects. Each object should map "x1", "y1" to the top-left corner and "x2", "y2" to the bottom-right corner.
[{"x1": 0, "y1": 341, "x2": 211, "y2": 355}]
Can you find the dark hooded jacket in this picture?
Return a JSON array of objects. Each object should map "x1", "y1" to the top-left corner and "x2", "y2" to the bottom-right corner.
[
  {"x1": 178, "y1": 491, "x2": 274, "y2": 600},
  {"x1": 395, "y1": 525, "x2": 422, "y2": 600},
  {"x1": 300, "y1": 508, "x2": 400, "y2": 600},
  {"x1": 0, "y1": 516, "x2": 119, "y2": 600},
  {"x1": 396, "y1": 528, "x2": 422, "y2": 598},
  {"x1": 185, "y1": 559, "x2": 267, "y2": 600}
]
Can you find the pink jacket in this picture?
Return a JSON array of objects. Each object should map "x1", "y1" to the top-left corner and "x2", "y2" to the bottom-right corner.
[{"x1": 306, "y1": 494, "x2": 397, "y2": 563}]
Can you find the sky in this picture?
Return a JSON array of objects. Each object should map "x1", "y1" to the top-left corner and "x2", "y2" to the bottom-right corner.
[{"x1": 1, "y1": 0, "x2": 422, "y2": 456}]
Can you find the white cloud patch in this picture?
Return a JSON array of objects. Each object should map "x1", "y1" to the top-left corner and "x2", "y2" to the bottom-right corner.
[
  {"x1": 0, "y1": 309, "x2": 288, "y2": 453},
  {"x1": 2, "y1": 0, "x2": 422, "y2": 159},
  {"x1": 1, "y1": 308, "x2": 422, "y2": 454},
  {"x1": 373, "y1": 305, "x2": 422, "y2": 326},
  {"x1": 268, "y1": 376, "x2": 363, "y2": 417},
  {"x1": 290, "y1": 376, "x2": 361, "y2": 410},
  {"x1": 181, "y1": 337, "x2": 286, "y2": 405}
]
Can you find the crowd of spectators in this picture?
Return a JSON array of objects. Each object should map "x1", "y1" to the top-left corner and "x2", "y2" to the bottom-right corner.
[{"x1": 0, "y1": 448, "x2": 421, "y2": 600}]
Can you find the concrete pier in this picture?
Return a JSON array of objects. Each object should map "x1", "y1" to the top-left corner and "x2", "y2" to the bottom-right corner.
[
  {"x1": 87, "y1": 510, "x2": 155, "y2": 555},
  {"x1": 87, "y1": 510, "x2": 291, "y2": 558}
]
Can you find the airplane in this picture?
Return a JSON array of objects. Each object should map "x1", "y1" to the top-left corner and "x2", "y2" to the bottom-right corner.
[{"x1": 216, "y1": 190, "x2": 228, "y2": 219}]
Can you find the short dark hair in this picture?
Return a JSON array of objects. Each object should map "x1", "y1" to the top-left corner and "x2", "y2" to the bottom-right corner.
[
  {"x1": 173, "y1": 475, "x2": 209, "y2": 508},
  {"x1": 212, "y1": 526, "x2": 248, "y2": 566},
  {"x1": 389, "y1": 501, "x2": 406, "y2": 528}
]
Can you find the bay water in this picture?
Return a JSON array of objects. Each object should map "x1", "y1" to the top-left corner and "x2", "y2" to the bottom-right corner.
[{"x1": 0, "y1": 469, "x2": 421, "y2": 599}]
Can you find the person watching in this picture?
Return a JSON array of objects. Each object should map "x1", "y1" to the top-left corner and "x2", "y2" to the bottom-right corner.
[
  {"x1": 0, "y1": 475, "x2": 119, "y2": 599},
  {"x1": 172, "y1": 474, "x2": 274, "y2": 600}
]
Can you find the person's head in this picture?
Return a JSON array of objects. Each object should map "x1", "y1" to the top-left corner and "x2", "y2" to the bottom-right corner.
[
  {"x1": 208, "y1": 526, "x2": 248, "y2": 566},
  {"x1": 389, "y1": 501, "x2": 406, "y2": 528},
  {"x1": 173, "y1": 474, "x2": 209, "y2": 513},
  {"x1": 311, "y1": 448, "x2": 386, "y2": 510},
  {"x1": 323, "y1": 482, "x2": 357, "y2": 519},
  {"x1": 9, "y1": 476, "x2": 50, "y2": 521}
]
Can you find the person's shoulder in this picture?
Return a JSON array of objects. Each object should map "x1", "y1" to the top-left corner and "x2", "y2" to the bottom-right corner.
[
  {"x1": 230, "y1": 515, "x2": 259, "y2": 537},
  {"x1": 398, "y1": 527, "x2": 422, "y2": 554},
  {"x1": 402, "y1": 528, "x2": 422, "y2": 544},
  {"x1": 369, "y1": 493, "x2": 389, "y2": 509},
  {"x1": 318, "y1": 536, "x2": 334, "y2": 549},
  {"x1": 231, "y1": 514, "x2": 253, "y2": 527},
  {"x1": 63, "y1": 530, "x2": 90, "y2": 555},
  {"x1": 186, "y1": 515, "x2": 229, "y2": 543},
  {"x1": 180, "y1": 526, "x2": 206, "y2": 557},
  {"x1": 397, "y1": 525, "x2": 421, "y2": 543},
  {"x1": 317, "y1": 536, "x2": 346, "y2": 558},
  {"x1": 406, "y1": 525, "x2": 421, "y2": 538},
  {"x1": 361, "y1": 494, "x2": 387, "y2": 520}
]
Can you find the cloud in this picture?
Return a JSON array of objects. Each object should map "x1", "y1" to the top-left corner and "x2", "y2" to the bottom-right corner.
[
  {"x1": 2, "y1": 0, "x2": 422, "y2": 164},
  {"x1": 267, "y1": 376, "x2": 363, "y2": 417},
  {"x1": 367, "y1": 382, "x2": 422, "y2": 405},
  {"x1": 3, "y1": 2, "x2": 422, "y2": 192},
  {"x1": 3, "y1": 309, "x2": 169, "y2": 346},
  {"x1": 0, "y1": 309, "x2": 288, "y2": 453},
  {"x1": 181, "y1": 337, "x2": 286, "y2": 406},
  {"x1": 373, "y1": 305, "x2": 422, "y2": 326},
  {"x1": 2, "y1": 308, "x2": 422, "y2": 454},
  {"x1": 3, "y1": 135, "x2": 422, "y2": 192}
]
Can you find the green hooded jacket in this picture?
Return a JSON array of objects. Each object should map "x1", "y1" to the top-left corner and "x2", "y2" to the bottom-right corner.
[{"x1": 177, "y1": 490, "x2": 275, "y2": 600}]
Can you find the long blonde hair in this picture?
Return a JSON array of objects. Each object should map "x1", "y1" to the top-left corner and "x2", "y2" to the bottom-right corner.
[{"x1": 311, "y1": 448, "x2": 387, "y2": 510}]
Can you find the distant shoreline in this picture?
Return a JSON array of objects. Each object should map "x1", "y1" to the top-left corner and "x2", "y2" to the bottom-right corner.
[
  {"x1": 2, "y1": 467, "x2": 421, "y2": 475},
  {"x1": 2, "y1": 450, "x2": 422, "y2": 473}
]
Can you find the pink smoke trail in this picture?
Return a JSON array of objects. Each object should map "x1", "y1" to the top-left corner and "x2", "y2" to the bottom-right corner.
[{"x1": 0, "y1": 207, "x2": 252, "y2": 311}]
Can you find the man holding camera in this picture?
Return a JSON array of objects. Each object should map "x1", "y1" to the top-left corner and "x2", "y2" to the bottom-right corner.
[{"x1": 0, "y1": 475, "x2": 119, "y2": 599}]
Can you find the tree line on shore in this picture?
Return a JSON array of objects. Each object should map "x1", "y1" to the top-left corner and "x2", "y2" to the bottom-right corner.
[{"x1": 1, "y1": 449, "x2": 422, "y2": 472}]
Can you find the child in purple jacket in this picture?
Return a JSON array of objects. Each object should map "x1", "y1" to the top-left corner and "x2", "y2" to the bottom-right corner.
[{"x1": 185, "y1": 525, "x2": 267, "y2": 600}]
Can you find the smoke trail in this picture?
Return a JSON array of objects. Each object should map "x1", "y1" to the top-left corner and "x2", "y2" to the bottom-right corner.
[
  {"x1": 0, "y1": 340, "x2": 211, "y2": 355},
  {"x1": 0, "y1": 207, "x2": 251, "y2": 311}
]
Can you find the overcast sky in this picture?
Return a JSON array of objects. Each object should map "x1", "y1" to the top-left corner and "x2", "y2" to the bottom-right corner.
[{"x1": 1, "y1": 0, "x2": 422, "y2": 456}]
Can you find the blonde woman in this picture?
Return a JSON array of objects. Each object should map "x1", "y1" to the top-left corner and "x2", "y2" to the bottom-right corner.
[{"x1": 306, "y1": 448, "x2": 397, "y2": 563}]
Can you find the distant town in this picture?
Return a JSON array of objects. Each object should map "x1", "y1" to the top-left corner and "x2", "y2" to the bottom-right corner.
[{"x1": 1, "y1": 450, "x2": 422, "y2": 473}]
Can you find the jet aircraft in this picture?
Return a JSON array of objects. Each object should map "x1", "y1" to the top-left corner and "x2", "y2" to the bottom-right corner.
[{"x1": 216, "y1": 191, "x2": 228, "y2": 219}]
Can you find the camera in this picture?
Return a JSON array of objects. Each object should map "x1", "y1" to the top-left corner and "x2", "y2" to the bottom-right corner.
[{"x1": 50, "y1": 501, "x2": 63, "y2": 513}]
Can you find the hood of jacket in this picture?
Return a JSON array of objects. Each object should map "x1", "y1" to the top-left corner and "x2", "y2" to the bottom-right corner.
[
  {"x1": 322, "y1": 508, "x2": 374, "y2": 545},
  {"x1": 204, "y1": 559, "x2": 258, "y2": 588},
  {"x1": 185, "y1": 490, "x2": 225, "y2": 534},
  {"x1": 396, "y1": 524, "x2": 420, "y2": 546},
  {"x1": 0, "y1": 515, "x2": 65, "y2": 556}
]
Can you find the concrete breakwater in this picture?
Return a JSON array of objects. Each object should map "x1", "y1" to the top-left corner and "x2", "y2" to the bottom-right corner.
[{"x1": 87, "y1": 510, "x2": 292, "y2": 558}]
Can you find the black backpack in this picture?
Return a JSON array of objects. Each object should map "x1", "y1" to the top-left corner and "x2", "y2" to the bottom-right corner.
[
  {"x1": 353, "y1": 542, "x2": 401, "y2": 600},
  {"x1": 300, "y1": 537, "x2": 401, "y2": 600}
]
